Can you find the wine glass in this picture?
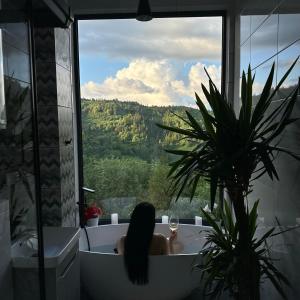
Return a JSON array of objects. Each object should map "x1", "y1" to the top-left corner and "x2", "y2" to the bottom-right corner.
[{"x1": 169, "y1": 216, "x2": 179, "y2": 233}]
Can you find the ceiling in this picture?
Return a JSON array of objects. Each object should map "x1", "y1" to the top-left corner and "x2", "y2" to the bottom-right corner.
[
  {"x1": 66, "y1": 0, "x2": 300, "y2": 17},
  {"x1": 68, "y1": 0, "x2": 235, "y2": 15}
]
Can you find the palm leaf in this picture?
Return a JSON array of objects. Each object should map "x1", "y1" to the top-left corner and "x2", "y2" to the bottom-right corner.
[
  {"x1": 195, "y1": 92, "x2": 216, "y2": 139},
  {"x1": 251, "y1": 63, "x2": 275, "y2": 128},
  {"x1": 156, "y1": 123, "x2": 199, "y2": 139}
]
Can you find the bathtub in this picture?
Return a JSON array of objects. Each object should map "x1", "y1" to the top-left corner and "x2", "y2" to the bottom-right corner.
[{"x1": 79, "y1": 223, "x2": 211, "y2": 300}]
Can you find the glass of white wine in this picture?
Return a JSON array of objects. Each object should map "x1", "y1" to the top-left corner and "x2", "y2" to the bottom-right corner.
[{"x1": 169, "y1": 216, "x2": 179, "y2": 233}]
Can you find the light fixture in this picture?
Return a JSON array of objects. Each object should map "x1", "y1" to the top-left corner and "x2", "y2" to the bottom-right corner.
[{"x1": 136, "y1": 0, "x2": 152, "y2": 22}]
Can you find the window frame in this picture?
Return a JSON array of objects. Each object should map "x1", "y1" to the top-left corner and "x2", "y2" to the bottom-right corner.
[{"x1": 73, "y1": 11, "x2": 227, "y2": 227}]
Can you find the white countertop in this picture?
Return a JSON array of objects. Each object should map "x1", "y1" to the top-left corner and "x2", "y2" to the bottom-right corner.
[{"x1": 11, "y1": 227, "x2": 81, "y2": 268}]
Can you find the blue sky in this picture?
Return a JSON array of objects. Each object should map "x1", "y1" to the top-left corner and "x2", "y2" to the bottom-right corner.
[
  {"x1": 78, "y1": 17, "x2": 222, "y2": 107},
  {"x1": 78, "y1": 16, "x2": 300, "y2": 106}
]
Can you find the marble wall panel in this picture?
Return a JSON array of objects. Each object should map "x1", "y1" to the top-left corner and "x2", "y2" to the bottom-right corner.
[
  {"x1": 56, "y1": 64, "x2": 72, "y2": 108},
  {"x1": 55, "y1": 28, "x2": 71, "y2": 71},
  {"x1": 60, "y1": 143, "x2": 75, "y2": 226},
  {"x1": 58, "y1": 106, "x2": 73, "y2": 145}
]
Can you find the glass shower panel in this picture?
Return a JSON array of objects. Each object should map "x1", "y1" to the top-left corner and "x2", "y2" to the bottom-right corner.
[
  {"x1": 277, "y1": 40, "x2": 300, "y2": 99},
  {"x1": 240, "y1": 15, "x2": 251, "y2": 45},
  {"x1": 0, "y1": 4, "x2": 42, "y2": 298},
  {"x1": 278, "y1": 0, "x2": 300, "y2": 50},
  {"x1": 0, "y1": 29, "x2": 6, "y2": 129},
  {"x1": 240, "y1": 39, "x2": 251, "y2": 76},
  {"x1": 250, "y1": 15, "x2": 268, "y2": 34},
  {"x1": 250, "y1": 14, "x2": 278, "y2": 68}
]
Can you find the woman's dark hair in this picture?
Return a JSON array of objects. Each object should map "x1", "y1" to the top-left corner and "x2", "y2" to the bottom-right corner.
[{"x1": 124, "y1": 202, "x2": 155, "y2": 285}]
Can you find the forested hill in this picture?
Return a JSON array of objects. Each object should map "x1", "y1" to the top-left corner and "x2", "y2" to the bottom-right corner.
[{"x1": 81, "y1": 99, "x2": 203, "y2": 162}]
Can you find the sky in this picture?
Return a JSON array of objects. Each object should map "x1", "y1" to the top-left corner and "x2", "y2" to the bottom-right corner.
[
  {"x1": 78, "y1": 17, "x2": 222, "y2": 107},
  {"x1": 78, "y1": 15, "x2": 300, "y2": 107}
]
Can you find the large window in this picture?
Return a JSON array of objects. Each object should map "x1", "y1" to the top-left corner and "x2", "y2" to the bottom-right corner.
[{"x1": 78, "y1": 16, "x2": 223, "y2": 220}]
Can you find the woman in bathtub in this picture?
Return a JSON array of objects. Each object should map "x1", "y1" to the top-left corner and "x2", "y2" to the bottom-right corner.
[{"x1": 116, "y1": 202, "x2": 177, "y2": 285}]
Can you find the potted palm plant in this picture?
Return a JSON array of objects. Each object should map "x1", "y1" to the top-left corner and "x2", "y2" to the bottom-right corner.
[{"x1": 157, "y1": 60, "x2": 300, "y2": 299}]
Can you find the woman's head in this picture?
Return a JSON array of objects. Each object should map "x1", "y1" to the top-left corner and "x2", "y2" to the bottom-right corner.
[
  {"x1": 129, "y1": 202, "x2": 155, "y2": 234},
  {"x1": 124, "y1": 202, "x2": 156, "y2": 285}
]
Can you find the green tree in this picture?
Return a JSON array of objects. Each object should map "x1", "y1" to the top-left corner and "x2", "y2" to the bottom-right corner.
[{"x1": 147, "y1": 163, "x2": 172, "y2": 210}]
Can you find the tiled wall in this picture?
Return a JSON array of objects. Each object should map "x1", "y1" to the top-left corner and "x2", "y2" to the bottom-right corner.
[
  {"x1": 0, "y1": 21, "x2": 37, "y2": 300},
  {"x1": 240, "y1": 0, "x2": 300, "y2": 298},
  {"x1": 0, "y1": 18, "x2": 77, "y2": 300},
  {"x1": 34, "y1": 26, "x2": 76, "y2": 227},
  {"x1": 240, "y1": 0, "x2": 300, "y2": 225}
]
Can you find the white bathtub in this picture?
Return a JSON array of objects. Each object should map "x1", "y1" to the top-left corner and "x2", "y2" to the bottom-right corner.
[{"x1": 79, "y1": 223, "x2": 211, "y2": 300}]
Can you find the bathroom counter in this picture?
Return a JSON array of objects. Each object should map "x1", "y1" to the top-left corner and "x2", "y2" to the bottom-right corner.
[{"x1": 11, "y1": 227, "x2": 80, "y2": 268}]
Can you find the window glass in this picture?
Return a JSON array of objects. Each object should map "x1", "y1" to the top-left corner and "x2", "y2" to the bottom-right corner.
[
  {"x1": 79, "y1": 17, "x2": 223, "y2": 220},
  {"x1": 251, "y1": 14, "x2": 278, "y2": 68}
]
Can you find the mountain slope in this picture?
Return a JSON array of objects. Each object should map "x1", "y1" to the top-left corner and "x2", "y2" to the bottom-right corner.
[{"x1": 81, "y1": 99, "x2": 203, "y2": 162}]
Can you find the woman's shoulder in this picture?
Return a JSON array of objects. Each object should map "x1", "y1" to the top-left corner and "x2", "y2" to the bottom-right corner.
[
  {"x1": 151, "y1": 233, "x2": 168, "y2": 255},
  {"x1": 117, "y1": 235, "x2": 126, "y2": 255},
  {"x1": 153, "y1": 233, "x2": 167, "y2": 241}
]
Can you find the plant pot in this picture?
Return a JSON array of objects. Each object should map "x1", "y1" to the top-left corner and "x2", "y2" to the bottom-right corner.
[{"x1": 86, "y1": 217, "x2": 99, "y2": 227}]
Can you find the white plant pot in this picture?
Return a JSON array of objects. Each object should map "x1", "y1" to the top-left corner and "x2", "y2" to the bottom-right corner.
[{"x1": 86, "y1": 217, "x2": 99, "y2": 227}]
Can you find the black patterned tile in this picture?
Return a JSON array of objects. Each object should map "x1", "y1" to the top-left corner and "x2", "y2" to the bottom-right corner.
[
  {"x1": 34, "y1": 27, "x2": 55, "y2": 63},
  {"x1": 39, "y1": 147, "x2": 60, "y2": 189},
  {"x1": 56, "y1": 64, "x2": 72, "y2": 108},
  {"x1": 41, "y1": 187, "x2": 62, "y2": 226},
  {"x1": 54, "y1": 28, "x2": 71, "y2": 70},
  {"x1": 35, "y1": 62, "x2": 57, "y2": 106},
  {"x1": 37, "y1": 105, "x2": 59, "y2": 147}
]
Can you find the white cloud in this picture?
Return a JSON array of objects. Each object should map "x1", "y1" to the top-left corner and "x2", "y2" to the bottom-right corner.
[
  {"x1": 189, "y1": 63, "x2": 221, "y2": 95},
  {"x1": 79, "y1": 17, "x2": 222, "y2": 61},
  {"x1": 81, "y1": 59, "x2": 222, "y2": 107},
  {"x1": 252, "y1": 82, "x2": 265, "y2": 95}
]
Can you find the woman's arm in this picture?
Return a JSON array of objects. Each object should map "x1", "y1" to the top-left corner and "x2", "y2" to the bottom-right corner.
[
  {"x1": 168, "y1": 231, "x2": 177, "y2": 254},
  {"x1": 117, "y1": 236, "x2": 125, "y2": 255}
]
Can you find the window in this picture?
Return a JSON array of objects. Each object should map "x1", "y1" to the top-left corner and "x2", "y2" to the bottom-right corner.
[{"x1": 78, "y1": 16, "x2": 224, "y2": 220}]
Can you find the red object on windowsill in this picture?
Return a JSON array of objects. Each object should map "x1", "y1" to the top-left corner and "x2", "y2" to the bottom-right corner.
[{"x1": 84, "y1": 203, "x2": 103, "y2": 220}]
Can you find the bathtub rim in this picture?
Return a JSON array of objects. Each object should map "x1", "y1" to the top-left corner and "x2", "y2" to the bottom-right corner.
[{"x1": 80, "y1": 223, "x2": 212, "y2": 255}]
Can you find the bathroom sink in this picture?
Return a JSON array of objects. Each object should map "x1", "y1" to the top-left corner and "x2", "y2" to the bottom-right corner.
[{"x1": 11, "y1": 227, "x2": 80, "y2": 268}]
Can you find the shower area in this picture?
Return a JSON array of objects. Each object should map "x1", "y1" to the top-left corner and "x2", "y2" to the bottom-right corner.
[{"x1": 0, "y1": 1, "x2": 80, "y2": 299}]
